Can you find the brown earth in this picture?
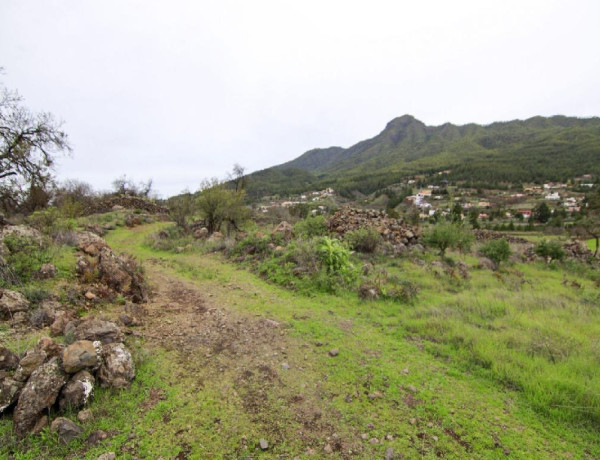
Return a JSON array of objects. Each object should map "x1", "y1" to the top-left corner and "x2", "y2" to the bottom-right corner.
[{"x1": 129, "y1": 261, "x2": 361, "y2": 458}]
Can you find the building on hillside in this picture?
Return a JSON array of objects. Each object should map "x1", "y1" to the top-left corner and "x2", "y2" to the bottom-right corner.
[{"x1": 545, "y1": 192, "x2": 560, "y2": 201}]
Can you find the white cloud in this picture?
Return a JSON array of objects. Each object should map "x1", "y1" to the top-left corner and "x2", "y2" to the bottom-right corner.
[{"x1": 1, "y1": 0, "x2": 599, "y2": 196}]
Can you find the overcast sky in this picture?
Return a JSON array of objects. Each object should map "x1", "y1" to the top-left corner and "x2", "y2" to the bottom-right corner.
[{"x1": 1, "y1": 1, "x2": 599, "y2": 197}]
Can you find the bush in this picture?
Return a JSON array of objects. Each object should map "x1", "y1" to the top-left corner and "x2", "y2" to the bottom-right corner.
[
  {"x1": 480, "y1": 238, "x2": 511, "y2": 270},
  {"x1": 294, "y1": 216, "x2": 328, "y2": 238},
  {"x1": 317, "y1": 237, "x2": 352, "y2": 275},
  {"x1": 0, "y1": 235, "x2": 51, "y2": 286},
  {"x1": 344, "y1": 227, "x2": 381, "y2": 253},
  {"x1": 534, "y1": 239, "x2": 566, "y2": 261}
]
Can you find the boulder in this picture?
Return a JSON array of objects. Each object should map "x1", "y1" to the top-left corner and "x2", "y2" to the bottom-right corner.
[
  {"x1": 0, "y1": 377, "x2": 24, "y2": 414},
  {"x1": 50, "y1": 312, "x2": 73, "y2": 337},
  {"x1": 97, "y1": 247, "x2": 146, "y2": 302},
  {"x1": 97, "y1": 343, "x2": 135, "y2": 389},
  {"x1": 73, "y1": 231, "x2": 108, "y2": 256},
  {"x1": 0, "y1": 225, "x2": 43, "y2": 245},
  {"x1": 62, "y1": 340, "x2": 101, "y2": 373},
  {"x1": 36, "y1": 336, "x2": 64, "y2": 359},
  {"x1": 77, "y1": 408, "x2": 94, "y2": 424},
  {"x1": 0, "y1": 346, "x2": 19, "y2": 371},
  {"x1": 50, "y1": 417, "x2": 84, "y2": 443},
  {"x1": 14, "y1": 349, "x2": 47, "y2": 382},
  {"x1": 74, "y1": 319, "x2": 123, "y2": 345},
  {"x1": 272, "y1": 221, "x2": 294, "y2": 240},
  {"x1": 59, "y1": 370, "x2": 95, "y2": 411},
  {"x1": 193, "y1": 227, "x2": 209, "y2": 239},
  {"x1": 207, "y1": 231, "x2": 223, "y2": 243},
  {"x1": 0, "y1": 289, "x2": 30, "y2": 320},
  {"x1": 14, "y1": 357, "x2": 68, "y2": 437},
  {"x1": 125, "y1": 215, "x2": 142, "y2": 227},
  {"x1": 31, "y1": 415, "x2": 49, "y2": 435}
]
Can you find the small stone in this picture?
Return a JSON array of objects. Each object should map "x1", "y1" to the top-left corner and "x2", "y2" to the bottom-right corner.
[
  {"x1": 409, "y1": 418, "x2": 417, "y2": 425},
  {"x1": 369, "y1": 437, "x2": 379, "y2": 444},
  {"x1": 368, "y1": 392, "x2": 383, "y2": 400},
  {"x1": 427, "y1": 422, "x2": 434, "y2": 428},
  {"x1": 259, "y1": 438, "x2": 269, "y2": 450},
  {"x1": 328, "y1": 349, "x2": 339, "y2": 357},
  {"x1": 406, "y1": 385, "x2": 417, "y2": 393},
  {"x1": 282, "y1": 363, "x2": 290, "y2": 370},
  {"x1": 77, "y1": 409, "x2": 94, "y2": 424},
  {"x1": 385, "y1": 447, "x2": 395, "y2": 460},
  {"x1": 50, "y1": 417, "x2": 83, "y2": 443},
  {"x1": 344, "y1": 394, "x2": 352, "y2": 403},
  {"x1": 360, "y1": 433, "x2": 368, "y2": 440},
  {"x1": 97, "y1": 453, "x2": 116, "y2": 460},
  {"x1": 386, "y1": 434, "x2": 394, "y2": 441},
  {"x1": 366, "y1": 423, "x2": 375, "y2": 430},
  {"x1": 85, "y1": 292, "x2": 96, "y2": 300},
  {"x1": 86, "y1": 429, "x2": 109, "y2": 445},
  {"x1": 324, "y1": 444, "x2": 333, "y2": 454},
  {"x1": 402, "y1": 368, "x2": 409, "y2": 375},
  {"x1": 433, "y1": 435, "x2": 439, "y2": 442}
]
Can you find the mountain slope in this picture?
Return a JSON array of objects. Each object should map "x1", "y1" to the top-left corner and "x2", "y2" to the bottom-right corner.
[{"x1": 247, "y1": 115, "x2": 600, "y2": 197}]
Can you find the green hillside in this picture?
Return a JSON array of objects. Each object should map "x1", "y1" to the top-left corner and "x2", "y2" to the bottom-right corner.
[{"x1": 247, "y1": 115, "x2": 600, "y2": 197}]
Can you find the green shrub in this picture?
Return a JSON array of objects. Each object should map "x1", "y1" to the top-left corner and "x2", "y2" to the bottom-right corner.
[
  {"x1": 317, "y1": 237, "x2": 352, "y2": 275},
  {"x1": 294, "y1": 216, "x2": 328, "y2": 238},
  {"x1": 230, "y1": 234, "x2": 272, "y2": 258},
  {"x1": 480, "y1": 238, "x2": 511, "y2": 270},
  {"x1": 344, "y1": 226, "x2": 381, "y2": 253},
  {"x1": 534, "y1": 239, "x2": 566, "y2": 261},
  {"x1": 0, "y1": 235, "x2": 51, "y2": 286}
]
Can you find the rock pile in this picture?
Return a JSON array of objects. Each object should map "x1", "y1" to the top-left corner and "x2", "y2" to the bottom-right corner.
[
  {"x1": 0, "y1": 320, "x2": 135, "y2": 438},
  {"x1": 472, "y1": 230, "x2": 529, "y2": 244},
  {"x1": 81, "y1": 195, "x2": 168, "y2": 216},
  {"x1": 563, "y1": 241, "x2": 596, "y2": 261},
  {"x1": 328, "y1": 208, "x2": 420, "y2": 252},
  {"x1": 74, "y1": 231, "x2": 147, "y2": 303}
]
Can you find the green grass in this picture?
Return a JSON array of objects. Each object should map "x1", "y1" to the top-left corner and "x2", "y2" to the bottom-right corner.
[{"x1": 97, "y1": 223, "x2": 600, "y2": 458}]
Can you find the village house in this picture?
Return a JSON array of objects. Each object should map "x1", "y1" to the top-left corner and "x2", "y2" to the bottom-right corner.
[{"x1": 545, "y1": 192, "x2": 560, "y2": 201}]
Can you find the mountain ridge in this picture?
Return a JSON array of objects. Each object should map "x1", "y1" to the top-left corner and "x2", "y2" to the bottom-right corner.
[{"x1": 246, "y1": 114, "x2": 600, "y2": 198}]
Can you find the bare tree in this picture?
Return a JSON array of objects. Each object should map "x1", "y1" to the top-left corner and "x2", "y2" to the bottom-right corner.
[
  {"x1": 0, "y1": 77, "x2": 70, "y2": 213},
  {"x1": 229, "y1": 163, "x2": 247, "y2": 192}
]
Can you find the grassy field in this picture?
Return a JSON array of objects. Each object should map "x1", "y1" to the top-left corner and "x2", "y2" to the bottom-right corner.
[
  {"x1": 108, "y1": 224, "x2": 600, "y2": 458},
  {"x1": 2, "y1": 222, "x2": 599, "y2": 458}
]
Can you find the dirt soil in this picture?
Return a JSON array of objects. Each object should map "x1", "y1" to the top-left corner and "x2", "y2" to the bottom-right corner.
[{"x1": 132, "y1": 260, "x2": 361, "y2": 458}]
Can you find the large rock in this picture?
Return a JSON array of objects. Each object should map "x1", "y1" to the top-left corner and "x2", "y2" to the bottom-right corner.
[
  {"x1": 14, "y1": 357, "x2": 68, "y2": 437},
  {"x1": 97, "y1": 343, "x2": 135, "y2": 389},
  {"x1": 62, "y1": 340, "x2": 101, "y2": 373},
  {"x1": 74, "y1": 319, "x2": 123, "y2": 345},
  {"x1": 58, "y1": 370, "x2": 95, "y2": 411},
  {"x1": 0, "y1": 377, "x2": 24, "y2": 414},
  {"x1": 50, "y1": 417, "x2": 84, "y2": 443},
  {"x1": 272, "y1": 221, "x2": 294, "y2": 240},
  {"x1": 0, "y1": 225, "x2": 43, "y2": 245},
  {"x1": 97, "y1": 247, "x2": 146, "y2": 302},
  {"x1": 14, "y1": 349, "x2": 47, "y2": 382},
  {"x1": 0, "y1": 289, "x2": 30, "y2": 320},
  {"x1": 0, "y1": 346, "x2": 19, "y2": 371},
  {"x1": 50, "y1": 311, "x2": 73, "y2": 337},
  {"x1": 73, "y1": 231, "x2": 108, "y2": 256}
]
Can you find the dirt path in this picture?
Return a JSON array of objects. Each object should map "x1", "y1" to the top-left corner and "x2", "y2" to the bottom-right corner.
[{"x1": 131, "y1": 259, "x2": 360, "y2": 458}]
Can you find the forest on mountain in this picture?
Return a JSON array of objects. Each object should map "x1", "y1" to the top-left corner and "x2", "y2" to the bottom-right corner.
[{"x1": 246, "y1": 115, "x2": 600, "y2": 198}]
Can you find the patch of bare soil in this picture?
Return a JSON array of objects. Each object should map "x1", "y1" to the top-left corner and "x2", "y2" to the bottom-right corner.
[{"x1": 135, "y1": 261, "x2": 361, "y2": 458}]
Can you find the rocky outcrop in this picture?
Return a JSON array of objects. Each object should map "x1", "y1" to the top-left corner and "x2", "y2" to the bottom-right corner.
[
  {"x1": 0, "y1": 289, "x2": 30, "y2": 320},
  {"x1": 97, "y1": 343, "x2": 135, "y2": 389},
  {"x1": 97, "y1": 247, "x2": 147, "y2": 302},
  {"x1": 14, "y1": 357, "x2": 68, "y2": 437},
  {"x1": 81, "y1": 195, "x2": 168, "y2": 216},
  {"x1": 328, "y1": 208, "x2": 420, "y2": 251},
  {"x1": 273, "y1": 221, "x2": 294, "y2": 240}
]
